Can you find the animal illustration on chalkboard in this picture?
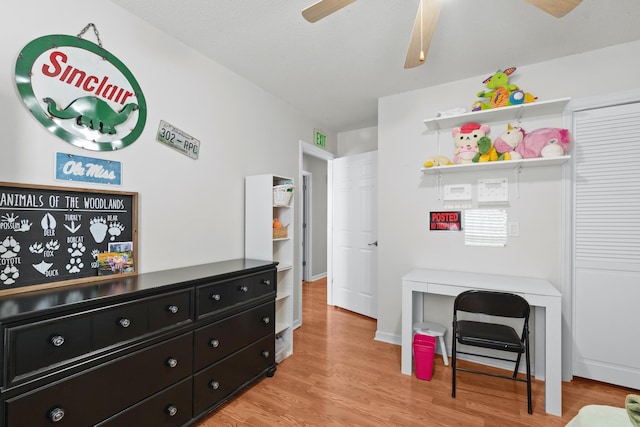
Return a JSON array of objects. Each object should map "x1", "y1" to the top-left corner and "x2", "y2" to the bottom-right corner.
[
  {"x1": 40, "y1": 213, "x2": 56, "y2": 232},
  {"x1": 0, "y1": 265, "x2": 19, "y2": 285},
  {"x1": 108, "y1": 222, "x2": 125, "y2": 241},
  {"x1": 0, "y1": 236, "x2": 20, "y2": 259},
  {"x1": 32, "y1": 261, "x2": 53, "y2": 275},
  {"x1": 46, "y1": 240, "x2": 60, "y2": 251},
  {"x1": 66, "y1": 257, "x2": 84, "y2": 274},
  {"x1": 90, "y1": 217, "x2": 108, "y2": 243}
]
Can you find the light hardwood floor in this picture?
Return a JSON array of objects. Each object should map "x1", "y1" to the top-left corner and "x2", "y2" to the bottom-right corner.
[{"x1": 197, "y1": 278, "x2": 636, "y2": 426}]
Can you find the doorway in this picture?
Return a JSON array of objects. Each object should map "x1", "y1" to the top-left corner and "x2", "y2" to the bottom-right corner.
[
  {"x1": 296, "y1": 141, "x2": 334, "y2": 329},
  {"x1": 302, "y1": 171, "x2": 312, "y2": 282}
]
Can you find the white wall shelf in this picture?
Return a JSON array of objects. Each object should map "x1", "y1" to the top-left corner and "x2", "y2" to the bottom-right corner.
[
  {"x1": 423, "y1": 97, "x2": 571, "y2": 131},
  {"x1": 245, "y1": 174, "x2": 294, "y2": 364},
  {"x1": 421, "y1": 155, "x2": 571, "y2": 174},
  {"x1": 422, "y1": 97, "x2": 571, "y2": 175}
]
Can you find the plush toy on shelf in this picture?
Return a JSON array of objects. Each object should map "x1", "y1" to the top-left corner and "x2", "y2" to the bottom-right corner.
[
  {"x1": 423, "y1": 155, "x2": 452, "y2": 168},
  {"x1": 493, "y1": 123, "x2": 525, "y2": 160},
  {"x1": 472, "y1": 136, "x2": 499, "y2": 163},
  {"x1": 472, "y1": 67, "x2": 537, "y2": 111},
  {"x1": 451, "y1": 122, "x2": 488, "y2": 164},
  {"x1": 515, "y1": 127, "x2": 573, "y2": 158}
]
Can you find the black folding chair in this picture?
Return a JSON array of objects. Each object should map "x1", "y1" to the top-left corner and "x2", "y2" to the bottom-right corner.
[{"x1": 451, "y1": 290, "x2": 532, "y2": 414}]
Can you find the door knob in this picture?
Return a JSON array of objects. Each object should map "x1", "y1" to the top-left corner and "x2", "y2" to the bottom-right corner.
[{"x1": 368, "y1": 241, "x2": 378, "y2": 246}]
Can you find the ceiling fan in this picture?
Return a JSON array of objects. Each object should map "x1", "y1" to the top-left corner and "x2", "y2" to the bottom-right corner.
[{"x1": 302, "y1": 0, "x2": 582, "y2": 69}]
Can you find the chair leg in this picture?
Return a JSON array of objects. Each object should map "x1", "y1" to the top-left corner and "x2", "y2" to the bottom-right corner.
[
  {"x1": 513, "y1": 352, "x2": 522, "y2": 379},
  {"x1": 451, "y1": 325, "x2": 457, "y2": 398},
  {"x1": 525, "y1": 335, "x2": 532, "y2": 414}
]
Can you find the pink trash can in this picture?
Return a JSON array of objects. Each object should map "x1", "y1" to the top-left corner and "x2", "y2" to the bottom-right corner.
[{"x1": 413, "y1": 334, "x2": 436, "y2": 381}]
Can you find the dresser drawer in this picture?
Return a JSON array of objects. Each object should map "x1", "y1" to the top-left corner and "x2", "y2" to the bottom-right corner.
[
  {"x1": 5, "y1": 332, "x2": 193, "y2": 427},
  {"x1": 193, "y1": 334, "x2": 274, "y2": 417},
  {"x1": 253, "y1": 270, "x2": 276, "y2": 299},
  {"x1": 6, "y1": 314, "x2": 91, "y2": 385},
  {"x1": 91, "y1": 300, "x2": 149, "y2": 349},
  {"x1": 197, "y1": 275, "x2": 257, "y2": 317},
  {"x1": 148, "y1": 289, "x2": 193, "y2": 331},
  {"x1": 96, "y1": 377, "x2": 192, "y2": 427},
  {"x1": 194, "y1": 301, "x2": 274, "y2": 371}
]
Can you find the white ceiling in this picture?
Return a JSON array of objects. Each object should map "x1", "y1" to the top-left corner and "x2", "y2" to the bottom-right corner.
[{"x1": 109, "y1": 0, "x2": 640, "y2": 132}]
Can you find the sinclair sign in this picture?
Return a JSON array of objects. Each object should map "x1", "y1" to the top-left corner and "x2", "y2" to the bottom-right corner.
[{"x1": 15, "y1": 34, "x2": 146, "y2": 151}]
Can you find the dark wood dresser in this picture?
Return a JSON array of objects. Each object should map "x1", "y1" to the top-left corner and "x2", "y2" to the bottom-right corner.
[{"x1": 0, "y1": 258, "x2": 278, "y2": 426}]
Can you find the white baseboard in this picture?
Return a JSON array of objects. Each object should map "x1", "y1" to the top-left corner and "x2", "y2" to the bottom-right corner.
[
  {"x1": 374, "y1": 331, "x2": 401, "y2": 345},
  {"x1": 311, "y1": 272, "x2": 327, "y2": 281}
]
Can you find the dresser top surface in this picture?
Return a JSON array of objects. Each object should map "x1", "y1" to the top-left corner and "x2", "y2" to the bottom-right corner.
[{"x1": 0, "y1": 258, "x2": 276, "y2": 321}]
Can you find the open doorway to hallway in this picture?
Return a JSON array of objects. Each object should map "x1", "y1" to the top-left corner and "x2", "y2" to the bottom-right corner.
[{"x1": 296, "y1": 141, "x2": 334, "y2": 329}]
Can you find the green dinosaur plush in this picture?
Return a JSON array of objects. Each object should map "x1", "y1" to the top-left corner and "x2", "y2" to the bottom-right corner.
[
  {"x1": 472, "y1": 67, "x2": 537, "y2": 111},
  {"x1": 472, "y1": 136, "x2": 498, "y2": 163}
]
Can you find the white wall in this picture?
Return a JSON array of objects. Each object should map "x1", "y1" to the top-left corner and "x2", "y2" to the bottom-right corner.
[
  {"x1": 377, "y1": 40, "x2": 640, "y2": 353},
  {"x1": 337, "y1": 126, "x2": 378, "y2": 156},
  {"x1": 1, "y1": 0, "x2": 336, "y2": 283}
]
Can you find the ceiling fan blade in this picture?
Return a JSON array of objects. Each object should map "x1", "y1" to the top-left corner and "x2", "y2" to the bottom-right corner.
[
  {"x1": 302, "y1": 0, "x2": 357, "y2": 23},
  {"x1": 404, "y1": 0, "x2": 443, "y2": 69},
  {"x1": 523, "y1": 0, "x2": 582, "y2": 18}
]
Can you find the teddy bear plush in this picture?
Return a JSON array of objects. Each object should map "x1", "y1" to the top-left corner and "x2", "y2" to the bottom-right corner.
[
  {"x1": 515, "y1": 127, "x2": 572, "y2": 158},
  {"x1": 451, "y1": 122, "x2": 489, "y2": 164},
  {"x1": 423, "y1": 155, "x2": 452, "y2": 168},
  {"x1": 493, "y1": 123, "x2": 525, "y2": 160}
]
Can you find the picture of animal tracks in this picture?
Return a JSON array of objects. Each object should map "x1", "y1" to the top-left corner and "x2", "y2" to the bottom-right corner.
[
  {"x1": 0, "y1": 237, "x2": 21, "y2": 285},
  {"x1": 89, "y1": 217, "x2": 126, "y2": 243},
  {"x1": 0, "y1": 265, "x2": 19, "y2": 285},
  {"x1": 1, "y1": 213, "x2": 32, "y2": 232},
  {"x1": 109, "y1": 222, "x2": 125, "y2": 240},
  {"x1": 89, "y1": 217, "x2": 108, "y2": 243},
  {"x1": 0, "y1": 236, "x2": 20, "y2": 259},
  {"x1": 0, "y1": 184, "x2": 136, "y2": 288}
]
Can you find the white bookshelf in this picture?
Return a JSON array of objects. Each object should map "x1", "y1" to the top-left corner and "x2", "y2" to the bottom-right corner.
[{"x1": 245, "y1": 174, "x2": 294, "y2": 363}]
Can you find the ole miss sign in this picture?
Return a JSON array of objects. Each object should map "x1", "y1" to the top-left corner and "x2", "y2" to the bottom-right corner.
[{"x1": 15, "y1": 35, "x2": 146, "y2": 151}]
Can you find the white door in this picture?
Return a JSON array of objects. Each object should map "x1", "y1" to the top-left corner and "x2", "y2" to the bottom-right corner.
[
  {"x1": 572, "y1": 102, "x2": 640, "y2": 389},
  {"x1": 330, "y1": 151, "x2": 378, "y2": 318}
]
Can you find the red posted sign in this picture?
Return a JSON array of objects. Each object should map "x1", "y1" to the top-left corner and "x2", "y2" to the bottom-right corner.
[{"x1": 430, "y1": 211, "x2": 461, "y2": 231}]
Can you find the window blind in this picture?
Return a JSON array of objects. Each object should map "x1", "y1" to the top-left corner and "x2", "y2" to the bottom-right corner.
[{"x1": 573, "y1": 103, "x2": 640, "y2": 271}]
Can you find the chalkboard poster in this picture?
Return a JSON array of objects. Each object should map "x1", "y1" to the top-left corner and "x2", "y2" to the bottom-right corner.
[{"x1": 0, "y1": 182, "x2": 138, "y2": 294}]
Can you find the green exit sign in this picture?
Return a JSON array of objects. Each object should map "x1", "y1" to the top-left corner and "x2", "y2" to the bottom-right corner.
[{"x1": 314, "y1": 129, "x2": 326, "y2": 148}]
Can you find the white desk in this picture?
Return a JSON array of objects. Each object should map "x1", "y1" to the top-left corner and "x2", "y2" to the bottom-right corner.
[{"x1": 401, "y1": 268, "x2": 562, "y2": 416}]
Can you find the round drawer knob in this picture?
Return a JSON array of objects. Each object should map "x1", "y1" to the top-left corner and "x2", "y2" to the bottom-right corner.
[
  {"x1": 240, "y1": 286, "x2": 249, "y2": 292},
  {"x1": 209, "y1": 339, "x2": 220, "y2": 348},
  {"x1": 209, "y1": 380, "x2": 220, "y2": 390},
  {"x1": 119, "y1": 318, "x2": 131, "y2": 328},
  {"x1": 50, "y1": 335, "x2": 65, "y2": 347},
  {"x1": 261, "y1": 350, "x2": 270, "y2": 358},
  {"x1": 49, "y1": 407, "x2": 65, "y2": 423},
  {"x1": 166, "y1": 358, "x2": 178, "y2": 368},
  {"x1": 211, "y1": 293, "x2": 221, "y2": 301},
  {"x1": 262, "y1": 316, "x2": 270, "y2": 324},
  {"x1": 167, "y1": 305, "x2": 179, "y2": 314},
  {"x1": 166, "y1": 405, "x2": 178, "y2": 417},
  {"x1": 262, "y1": 279, "x2": 271, "y2": 286}
]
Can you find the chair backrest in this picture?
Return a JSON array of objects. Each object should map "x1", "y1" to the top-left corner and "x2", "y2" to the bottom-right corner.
[{"x1": 454, "y1": 290, "x2": 530, "y2": 319}]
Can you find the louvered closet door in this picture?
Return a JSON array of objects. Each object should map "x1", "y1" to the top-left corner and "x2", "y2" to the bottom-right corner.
[{"x1": 573, "y1": 102, "x2": 640, "y2": 389}]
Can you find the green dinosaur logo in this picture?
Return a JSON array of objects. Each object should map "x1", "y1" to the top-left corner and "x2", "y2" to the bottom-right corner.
[
  {"x1": 15, "y1": 35, "x2": 146, "y2": 151},
  {"x1": 43, "y1": 96, "x2": 138, "y2": 135}
]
